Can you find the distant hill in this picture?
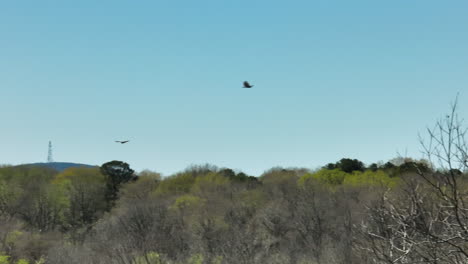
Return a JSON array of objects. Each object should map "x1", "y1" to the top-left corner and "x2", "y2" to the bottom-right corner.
[{"x1": 17, "y1": 162, "x2": 98, "y2": 172}]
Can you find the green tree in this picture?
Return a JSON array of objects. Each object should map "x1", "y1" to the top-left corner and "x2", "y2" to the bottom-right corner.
[
  {"x1": 120, "y1": 170, "x2": 160, "y2": 202},
  {"x1": 343, "y1": 170, "x2": 399, "y2": 188},
  {"x1": 219, "y1": 168, "x2": 236, "y2": 179},
  {"x1": 155, "y1": 172, "x2": 196, "y2": 196},
  {"x1": 299, "y1": 169, "x2": 348, "y2": 186},
  {"x1": 53, "y1": 167, "x2": 107, "y2": 236},
  {"x1": 325, "y1": 158, "x2": 365, "y2": 173},
  {"x1": 16, "y1": 180, "x2": 68, "y2": 231},
  {"x1": 368, "y1": 163, "x2": 379, "y2": 171},
  {"x1": 100, "y1": 161, "x2": 136, "y2": 209}
]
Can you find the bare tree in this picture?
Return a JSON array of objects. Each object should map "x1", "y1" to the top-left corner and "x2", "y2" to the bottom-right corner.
[
  {"x1": 359, "y1": 96, "x2": 468, "y2": 263},
  {"x1": 418, "y1": 95, "x2": 468, "y2": 260}
]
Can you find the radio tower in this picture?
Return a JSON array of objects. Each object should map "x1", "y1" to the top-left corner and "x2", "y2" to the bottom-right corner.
[{"x1": 47, "y1": 141, "x2": 53, "y2": 163}]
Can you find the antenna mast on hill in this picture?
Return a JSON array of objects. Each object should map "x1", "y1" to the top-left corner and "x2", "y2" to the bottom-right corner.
[{"x1": 47, "y1": 141, "x2": 53, "y2": 163}]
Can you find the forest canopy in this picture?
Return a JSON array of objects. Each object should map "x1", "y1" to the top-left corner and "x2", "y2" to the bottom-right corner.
[{"x1": 0, "y1": 101, "x2": 467, "y2": 264}]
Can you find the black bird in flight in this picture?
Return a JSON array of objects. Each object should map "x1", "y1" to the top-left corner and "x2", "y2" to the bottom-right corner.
[
  {"x1": 243, "y1": 81, "x2": 254, "y2": 88},
  {"x1": 115, "y1": 140, "x2": 130, "y2": 144}
]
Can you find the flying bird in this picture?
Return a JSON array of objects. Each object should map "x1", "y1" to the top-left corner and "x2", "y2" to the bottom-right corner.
[
  {"x1": 115, "y1": 140, "x2": 130, "y2": 144},
  {"x1": 243, "y1": 81, "x2": 254, "y2": 88}
]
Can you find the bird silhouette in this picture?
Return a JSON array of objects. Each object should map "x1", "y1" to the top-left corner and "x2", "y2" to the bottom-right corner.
[
  {"x1": 243, "y1": 81, "x2": 254, "y2": 88},
  {"x1": 115, "y1": 140, "x2": 130, "y2": 144}
]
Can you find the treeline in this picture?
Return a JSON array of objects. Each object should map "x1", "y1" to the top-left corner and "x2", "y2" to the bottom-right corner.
[
  {"x1": 1, "y1": 101, "x2": 467, "y2": 264},
  {"x1": 0, "y1": 156, "x2": 466, "y2": 264}
]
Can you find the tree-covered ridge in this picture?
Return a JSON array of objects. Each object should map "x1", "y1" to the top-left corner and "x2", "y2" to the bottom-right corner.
[{"x1": 13, "y1": 162, "x2": 97, "y2": 173}]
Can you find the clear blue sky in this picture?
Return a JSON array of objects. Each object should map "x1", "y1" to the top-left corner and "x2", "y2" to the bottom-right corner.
[{"x1": 1, "y1": 0, "x2": 467, "y2": 176}]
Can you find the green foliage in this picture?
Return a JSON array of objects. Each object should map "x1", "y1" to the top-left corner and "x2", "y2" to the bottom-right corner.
[
  {"x1": 191, "y1": 172, "x2": 229, "y2": 194},
  {"x1": 100, "y1": 161, "x2": 135, "y2": 183},
  {"x1": 368, "y1": 163, "x2": 379, "y2": 171},
  {"x1": 17, "y1": 182, "x2": 69, "y2": 230},
  {"x1": 219, "y1": 168, "x2": 236, "y2": 178},
  {"x1": 343, "y1": 170, "x2": 399, "y2": 187},
  {"x1": 5, "y1": 230, "x2": 24, "y2": 249},
  {"x1": 299, "y1": 169, "x2": 400, "y2": 190},
  {"x1": 0, "y1": 165, "x2": 68, "y2": 230},
  {"x1": 171, "y1": 195, "x2": 205, "y2": 211},
  {"x1": 34, "y1": 259, "x2": 45, "y2": 264},
  {"x1": 195, "y1": 172, "x2": 229, "y2": 186},
  {"x1": 53, "y1": 167, "x2": 106, "y2": 187},
  {"x1": 395, "y1": 160, "x2": 431, "y2": 175},
  {"x1": 121, "y1": 173, "x2": 160, "y2": 201},
  {"x1": 53, "y1": 167, "x2": 107, "y2": 228},
  {"x1": 381, "y1": 158, "x2": 433, "y2": 176},
  {"x1": 0, "y1": 255, "x2": 28, "y2": 264},
  {"x1": 0, "y1": 180, "x2": 23, "y2": 215},
  {"x1": 100, "y1": 160, "x2": 136, "y2": 208},
  {"x1": 324, "y1": 158, "x2": 365, "y2": 173},
  {"x1": 132, "y1": 251, "x2": 162, "y2": 264},
  {"x1": 2, "y1": 153, "x2": 465, "y2": 263},
  {"x1": 187, "y1": 254, "x2": 203, "y2": 264},
  {"x1": 0, "y1": 166, "x2": 58, "y2": 188},
  {"x1": 261, "y1": 168, "x2": 299, "y2": 182},
  {"x1": 0, "y1": 255, "x2": 9, "y2": 264},
  {"x1": 381, "y1": 161, "x2": 396, "y2": 170},
  {"x1": 299, "y1": 169, "x2": 348, "y2": 186},
  {"x1": 260, "y1": 168, "x2": 301, "y2": 192},
  {"x1": 238, "y1": 189, "x2": 267, "y2": 208},
  {"x1": 155, "y1": 172, "x2": 196, "y2": 195}
]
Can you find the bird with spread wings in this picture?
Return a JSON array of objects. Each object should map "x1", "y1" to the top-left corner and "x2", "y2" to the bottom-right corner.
[
  {"x1": 243, "y1": 81, "x2": 254, "y2": 88},
  {"x1": 115, "y1": 140, "x2": 130, "y2": 144}
]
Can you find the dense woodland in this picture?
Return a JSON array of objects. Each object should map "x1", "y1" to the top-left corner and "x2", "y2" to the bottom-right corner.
[{"x1": 1, "y1": 104, "x2": 467, "y2": 264}]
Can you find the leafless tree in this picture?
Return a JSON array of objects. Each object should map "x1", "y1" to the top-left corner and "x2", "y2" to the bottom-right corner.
[{"x1": 359, "y1": 96, "x2": 468, "y2": 263}]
